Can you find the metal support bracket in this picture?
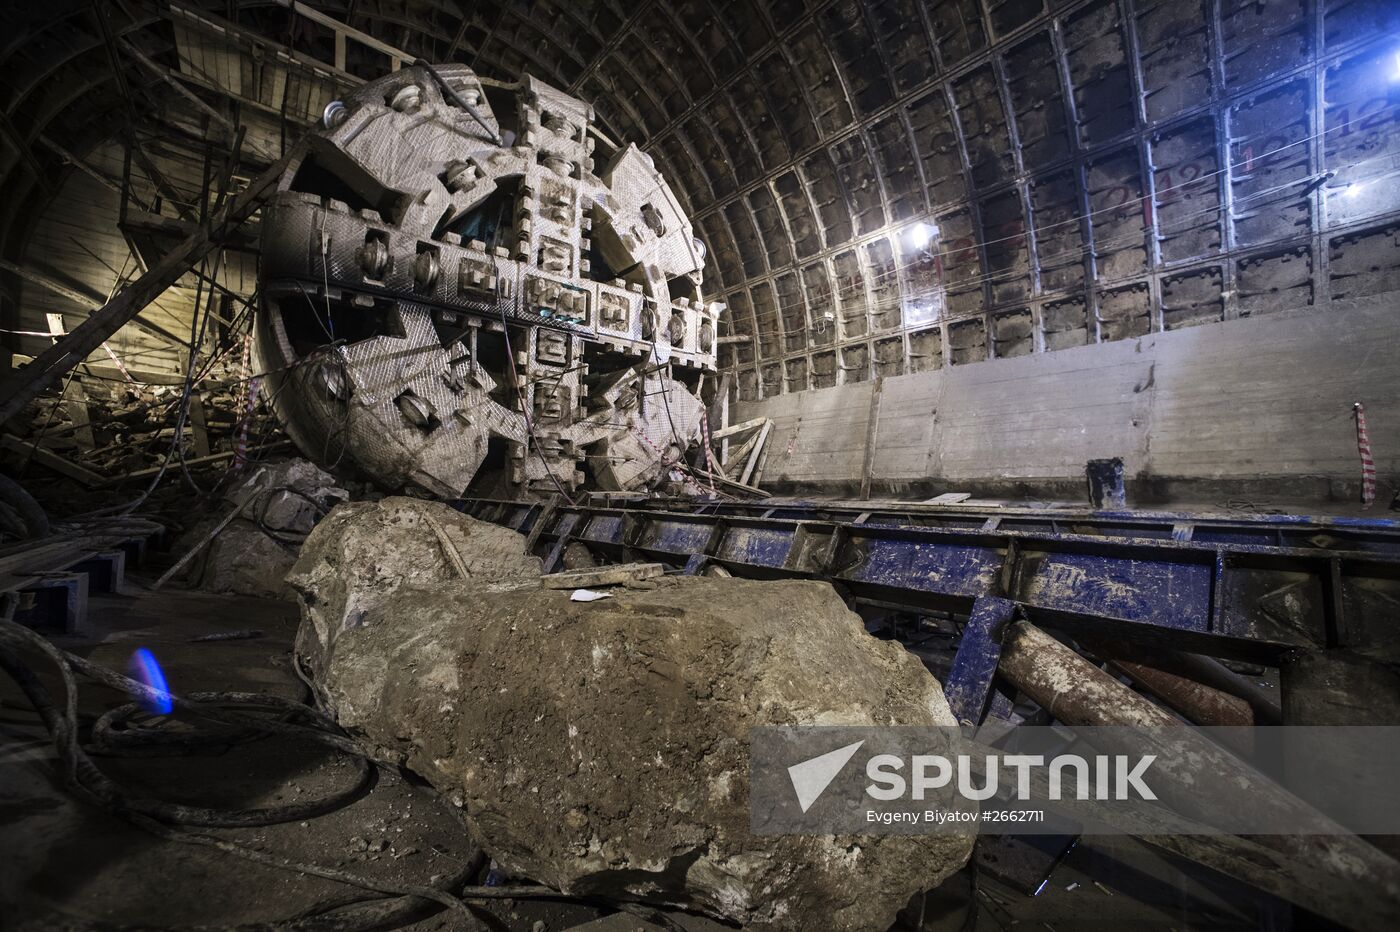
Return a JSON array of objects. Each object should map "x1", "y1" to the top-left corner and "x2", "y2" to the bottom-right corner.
[{"x1": 943, "y1": 596, "x2": 1018, "y2": 727}]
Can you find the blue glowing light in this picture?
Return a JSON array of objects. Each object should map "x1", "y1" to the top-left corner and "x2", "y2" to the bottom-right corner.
[{"x1": 129, "y1": 647, "x2": 173, "y2": 715}]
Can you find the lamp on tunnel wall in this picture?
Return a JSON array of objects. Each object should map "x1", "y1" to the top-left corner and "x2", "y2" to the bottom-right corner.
[{"x1": 907, "y1": 221, "x2": 940, "y2": 251}]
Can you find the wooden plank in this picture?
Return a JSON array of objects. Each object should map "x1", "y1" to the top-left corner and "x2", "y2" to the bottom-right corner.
[
  {"x1": 280, "y1": 0, "x2": 414, "y2": 66},
  {"x1": 0, "y1": 146, "x2": 297, "y2": 426},
  {"x1": 100, "y1": 440, "x2": 292, "y2": 484},
  {"x1": 541, "y1": 563, "x2": 665, "y2": 589},
  {"x1": 36, "y1": 136, "x2": 123, "y2": 195},
  {"x1": 44, "y1": 314, "x2": 95, "y2": 449},
  {"x1": 0, "y1": 259, "x2": 186, "y2": 347},
  {"x1": 187, "y1": 392, "x2": 211, "y2": 457},
  {"x1": 0, "y1": 434, "x2": 105, "y2": 486},
  {"x1": 118, "y1": 38, "x2": 276, "y2": 163},
  {"x1": 711, "y1": 416, "x2": 767, "y2": 440},
  {"x1": 10, "y1": 354, "x2": 185, "y2": 386},
  {"x1": 740, "y1": 419, "x2": 772, "y2": 487}
]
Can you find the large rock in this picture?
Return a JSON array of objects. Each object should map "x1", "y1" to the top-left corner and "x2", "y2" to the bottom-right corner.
[
  {"x1": 291, "y1": 497, "x2": 541, "y2": 676},
  {"x1": 292, "y1": 500, "x2": 972, "y2": 931}
]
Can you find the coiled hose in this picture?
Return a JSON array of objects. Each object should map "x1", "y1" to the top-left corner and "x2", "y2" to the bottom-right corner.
[{"x1": 0, "y1": 618, "x2": 486, "y2": 931}]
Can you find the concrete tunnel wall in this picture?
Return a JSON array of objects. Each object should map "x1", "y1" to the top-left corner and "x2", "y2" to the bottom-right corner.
[{"x1": 730, "y1": 294, "x2": 1400, "y2": 505}]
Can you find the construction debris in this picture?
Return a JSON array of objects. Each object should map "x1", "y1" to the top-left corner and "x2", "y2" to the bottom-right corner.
[
  {"x1": 292, "y1": 502, "x2": 973, "y2": 931},
  {"x1": 0, "y1": 355, "x2": 282, "y2": 500},
  {"x1": 169, "y1": 458, "x2": 348, "y2": 600},
  {"x1": 540, "y1": 562, "x2": 665, "y2": 589}
]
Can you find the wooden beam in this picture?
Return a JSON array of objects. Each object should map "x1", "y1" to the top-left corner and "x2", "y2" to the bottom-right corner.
[
  {"x1": 166, "y1": 2, "x2": 363, "y2": 87},
  {"x1": 0, "y1": 146, "x2": 298, "y2": 426},
  {"x1": 0, "y1": 434, "x2": 105, "y2": 487},
  {"x1": 0, "y1": 109, "x2": 56, "y2": 198},
  {"x1": 740, "y1": 419, "x2": 771, "y2": 487},
  {"x1": 104, "y1": 441, "x2": 292, "y2": 484},
  {"x1": 117, "y1": 38, "x2": 276, "y2": 163},
  {"x1": 711, "y1": 416, "x2": 768, "y2": 441},
  {"x1": 10, "y1": 354, "x2": 184, "y2": 386},
  {"x1": 36, "y1": 135, "x2": 123, "y2": 196},
  {"x1": 714, "y1": 370, "x2": 731, "y2": 465},
  {"x1": 0, "y1": 259, "x2": 187, "y2": 347},
  {"x1": 276, "y1": 0, "x2": 415, "y2": 68},
  {"x1": 187, "y1": 392, "x2": 211, "y2": 457},
  {"x1": 45, "y1": 314, "x2": 95, "y2": 450}
]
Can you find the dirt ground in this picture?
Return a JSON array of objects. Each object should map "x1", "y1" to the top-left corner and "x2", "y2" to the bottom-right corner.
[
  {"x1": 0, "y1": 581, "x2": 1288, "y2": 931},
  {"x1": 0, "y1": 587, "x2": 606, "y2": 931}
]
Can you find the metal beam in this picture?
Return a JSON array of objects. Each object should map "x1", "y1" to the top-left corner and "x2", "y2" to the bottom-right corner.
[
  {"x1": 35, "y1": 135, "x2": 123, "y2": 197},
  {"x1": 0, "y1": 147, "x2": 297, "y2": 426},
  {"x1": 564, "y1": 494, "x2": 1400, "y2": 556},
  {"x1": 274, "y1": 0, "x2": 414, "y2": 70},
  {"x1": 116, "y1": 38, "x2": 276, "y2": 164},
  {"x1": 457, "y1": 497, "x2": 1400, "y2": 665}
]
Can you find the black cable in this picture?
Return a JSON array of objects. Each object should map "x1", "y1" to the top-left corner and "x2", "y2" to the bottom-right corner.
[
  {"x1": 0, "y1": 620, "x2": 700, "y2": 932},
  {"x1": 0, "y1": 619, "x2": 490, "y2": 931},
  {"x1": 497, "y1": 305, "x2": 576, "y2": 504},
  {"x1": 412, "y1": 60, "x2": 503, "y2": 145}
]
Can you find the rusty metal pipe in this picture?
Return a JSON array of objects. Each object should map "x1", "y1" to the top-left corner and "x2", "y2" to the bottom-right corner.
[
  {"x1": 1105, "y1": 658, "x2": 1253, "y2": 725},
  {"x1": 1080, "y1": 635, "x2": 1280, "y2": 724},
  {"x1": 1167, "y1": 650, "x2": 1282, "y2": 725}
]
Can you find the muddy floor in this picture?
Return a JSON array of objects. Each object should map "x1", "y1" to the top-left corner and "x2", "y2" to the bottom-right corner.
[{"x1": 0, "y1": 581, "x2": 1286, "y2": 930}]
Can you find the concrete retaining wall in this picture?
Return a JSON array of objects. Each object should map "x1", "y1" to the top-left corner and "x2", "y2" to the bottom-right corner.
[{"x1": 730, "y1": 296, "x2": 1400, "y2": 505}]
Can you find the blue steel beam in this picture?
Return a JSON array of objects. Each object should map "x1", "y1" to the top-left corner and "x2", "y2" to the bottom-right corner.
[
  {"x1": 564, "y1": 494, "x2": 1400, "y2": 558},
  {"x1": 943, "y1": 597, "x2": 1018, "y2": 726},
  {"x1": 455, "y1": 498, "x2": 1400, "y2": 665}
]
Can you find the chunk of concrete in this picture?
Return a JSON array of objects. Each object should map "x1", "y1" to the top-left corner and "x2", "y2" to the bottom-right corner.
[
  {"x1": 230, "y1": 458, "x2": 348, "y2": 536},
  {"x1": 292, "y1": 504, "x2": 971, "y2": 931},
  {"x1": 291, "y1": 497, "x2": 542, "y2": 675}
]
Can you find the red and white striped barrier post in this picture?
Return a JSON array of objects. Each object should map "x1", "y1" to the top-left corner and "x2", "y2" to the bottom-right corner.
[
  {"x1": 1354, "y1": 402, "x2": 1376, "y2": 508},
  {"x1": 232, "y1": 334, "x2": 258, "y2": 473}
]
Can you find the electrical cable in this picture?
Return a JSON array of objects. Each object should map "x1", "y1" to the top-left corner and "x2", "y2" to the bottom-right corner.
[
  {"x1": 412, "y1": 59, "x2": 504, "y2": 146},
  {"x1": 0, "y1": 618, "x2": 490, "y2": 931},
  {"x1": 496, "y1": 305, "x2": 577, "y2": 504},
  {"x1": 0, "y1": 619, "x2": 703, "y2": 932}
]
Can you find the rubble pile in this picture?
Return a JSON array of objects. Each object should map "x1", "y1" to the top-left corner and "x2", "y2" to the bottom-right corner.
[
  {"x1": 292, "y1": 498, "x2": 973, "y2": 931},
  {"x1": 175, "y1": 458, "x2": 349, "y2": 600},
  {"x1": 1, "y1": 364, "x2": 281, "y2": 506}
]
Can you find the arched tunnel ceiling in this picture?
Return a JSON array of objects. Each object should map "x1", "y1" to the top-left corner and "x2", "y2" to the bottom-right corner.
[{"x1": 3, "y1": 0, "x2": 1400, "y2": 402}]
